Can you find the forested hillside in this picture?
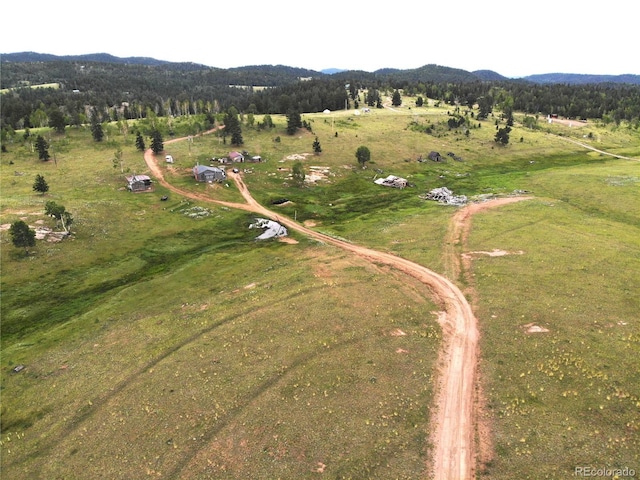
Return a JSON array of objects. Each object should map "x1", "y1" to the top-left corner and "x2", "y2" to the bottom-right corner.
[{"x1": 2, "y1": 55, "x2": 640, "y2": 134}]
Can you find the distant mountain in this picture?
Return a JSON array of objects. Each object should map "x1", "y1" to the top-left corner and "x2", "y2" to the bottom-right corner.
[
  {"x1": 1, "y1": 51, "x2": 175, "y2": 66},
  {"x1": 472, "y1": 70, "x2": 508, "y2": 81},
  {"x1": 375, "y1": 64, "x2": 480, "y2": 83},
  {"x1": 522, "y1": 73, "x2": 640, "y2": 85},
  {"x1": 3, "y1": 52, "x2": 640, "y2": 86}
]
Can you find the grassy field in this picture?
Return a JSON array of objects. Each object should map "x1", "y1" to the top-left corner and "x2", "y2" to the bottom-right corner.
[{"x1": 1, "y1": 97, "x2": 639, "y2": 478}]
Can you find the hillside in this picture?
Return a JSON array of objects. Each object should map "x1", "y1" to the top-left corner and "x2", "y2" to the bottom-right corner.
[{"x1": 522, "y1": 72, "x2": 640, "y2": 85}]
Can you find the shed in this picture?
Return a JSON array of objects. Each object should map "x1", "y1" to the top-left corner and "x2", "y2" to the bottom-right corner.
[
  {"x1": 229, "y1": 151, "x2": 245, "y2": 162},
  {"x1": 428, "y1": 151, "x2": 445, "y2": 162},
  {"x1": 165, "y1": 154, "x2": 174, "y2": 163},
  {"x1": 193, "y1": 165, "x2": 226, "y2": 182},
  {"x1": 126, "y1": 174, "x2": 153, "y2": 192}
]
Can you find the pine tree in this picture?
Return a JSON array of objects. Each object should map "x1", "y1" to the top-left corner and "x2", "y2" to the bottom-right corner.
[
  {"x1": 35, "y1": 135, "x2": 50, "y2": 161},
  {"x1": 224, "y1": 108, "x2": 243, "y2": 146},
  {"x1": 135, "y1": 132, "x2": 146, "y2": 151},
  {"x1": 494, "y1": 126, "x2": 511, "y2": 145},
  {"x1": 286, "y1": 111, "x2": 302, "y2": 135},
  {"x1": 392, "y1": 90, "x2": 402, "y2": 107},
  {"x1": 33, "y1": 174, "x2": 49, "y2": 195},
  {"x1": 313, "y1": 137, "x2": 322, "y2": 154},
  {"x1": 150, "y1": 129, "x2": 164, "y2": 154}
]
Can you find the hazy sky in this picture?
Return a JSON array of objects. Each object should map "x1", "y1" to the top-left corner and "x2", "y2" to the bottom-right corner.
[{"x1": 2, "y1": 0, "x2": 637, "y2": 77}]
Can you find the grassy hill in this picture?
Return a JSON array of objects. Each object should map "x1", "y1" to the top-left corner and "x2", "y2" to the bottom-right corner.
[{"x1": 1, "y1": 98, "x2": 639, "y2": 478}]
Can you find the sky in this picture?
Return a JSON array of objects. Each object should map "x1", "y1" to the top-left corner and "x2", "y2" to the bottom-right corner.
[{"x1": 2, "y1": 0, "x2": 637, "y2": 77}]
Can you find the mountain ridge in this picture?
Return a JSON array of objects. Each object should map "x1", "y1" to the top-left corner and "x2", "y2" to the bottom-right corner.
[{"x1": 2, "y1": 51, "x2": 639, "y2": 85}]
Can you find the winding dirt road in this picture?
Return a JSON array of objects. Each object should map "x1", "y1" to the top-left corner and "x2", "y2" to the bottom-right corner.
[{"x1": 144, "y1": 144, "x2": 524, "y2": 479}]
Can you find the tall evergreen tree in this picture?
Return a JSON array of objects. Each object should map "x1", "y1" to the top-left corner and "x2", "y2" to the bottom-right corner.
[
  {"x1": 91, "y1": 118, "x2": 104, "y2": 142},
  {"x1": 150, "y1": 129, "x2": 164, "y2": 154},
  {"x1": 135, "y1": 132, "x2": 146, "y2": 151},
  {"x1": 35, "y1": 135, "x2": 50, "y2": 161},
  {"x1": 392, "y1": 90, "x2": 402, "y2": 107},
  {"x1": 224, "y1": 107, "x2": 243, "y2": 146},
  {"x1": 286, "y1": 111, "x2": 302, "y2": 135}
]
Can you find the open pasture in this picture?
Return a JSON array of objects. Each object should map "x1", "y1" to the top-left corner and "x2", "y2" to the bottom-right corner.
[{"x1": 1, "y1": 98, "x2": 639, "y2": 478}]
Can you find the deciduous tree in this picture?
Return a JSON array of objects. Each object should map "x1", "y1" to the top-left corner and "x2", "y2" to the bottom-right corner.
[
  {"x1": 355, "y1": 145, "x2": 371, "y2": 168},
  {"x1": 45, "y1": 201, "x2": 73, "y2": 233},
  {"x1": 292, "y1": 161, "x2": 306, "y2": 187},
  {"x1": 49, "y1": 109, "x2": 66, "y2": 133}
]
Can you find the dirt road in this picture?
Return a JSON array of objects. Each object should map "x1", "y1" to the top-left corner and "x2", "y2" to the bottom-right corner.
[{"x1": 144, "y1": 146, "x2": 524, "y2": 479}]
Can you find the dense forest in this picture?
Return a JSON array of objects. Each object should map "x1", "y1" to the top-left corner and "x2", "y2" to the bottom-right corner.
[{"x1": 2, "y1": 56, "x2": 640, "y2": 136}]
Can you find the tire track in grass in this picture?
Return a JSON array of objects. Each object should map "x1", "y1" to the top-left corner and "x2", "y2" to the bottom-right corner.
[
  {"x1": 164, "y1": 335, "x2": 362, "y2": 479},
  {"x1": 4, "y1": 288, "x2": 314, "y2": 473}
]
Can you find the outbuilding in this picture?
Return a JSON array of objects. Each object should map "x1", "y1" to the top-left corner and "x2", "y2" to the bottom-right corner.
[
  {"x1": 229, "y1": 151, "x2": 245, "y2": 163},
  {"x1": 126, "y1": 174, "x2": 153, "y2": 192}
]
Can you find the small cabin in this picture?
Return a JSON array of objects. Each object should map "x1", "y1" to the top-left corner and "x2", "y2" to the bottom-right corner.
[
  {"x1": 126, "y1": 174, "x2": 153, "y2": 192},
  {"x1": 193, "y1": 165, "x2": 226, "y2": 183}
]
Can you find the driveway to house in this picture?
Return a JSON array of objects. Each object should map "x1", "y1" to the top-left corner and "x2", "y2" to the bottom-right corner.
[{"x1": 144, "y1": 143, "x2": 515, "y2": 479}]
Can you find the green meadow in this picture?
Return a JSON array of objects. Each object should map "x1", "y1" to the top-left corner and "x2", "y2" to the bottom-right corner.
[{"x1": 1, "y1": 99, "x2": 639, "y2": 478}]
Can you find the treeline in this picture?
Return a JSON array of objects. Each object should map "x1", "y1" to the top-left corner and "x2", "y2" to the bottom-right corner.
[
  {"x1": 2, "y1": 60, "x2": 640, "y2": 134},
  {"x1": 400, "y1": 81, "x2": 640, "y2": 124}
]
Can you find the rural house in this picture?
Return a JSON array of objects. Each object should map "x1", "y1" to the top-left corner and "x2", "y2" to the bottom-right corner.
[
  {"x1": 126, "y1": 174, "x2": 153, "y2": 192},
  {"x1": 193, "y1": 165, "x2": 226, "y2": 182}
]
